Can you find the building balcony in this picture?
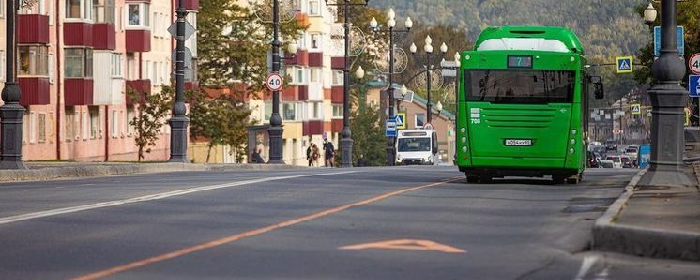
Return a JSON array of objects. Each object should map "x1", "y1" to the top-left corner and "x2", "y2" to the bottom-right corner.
[
  {"x1": 284, "y1": 50, "x2": 309, "y2": 66},
  {"x1": 302, "y1": 120, "x2": 324, "y2": 136},
  {"x1": 64, "y1": 79, "x2": 94, "y2": 106},
  {"x1": 19, "y1": 77, "x2": 50, "y2": 106},
  {"x1": 64, "y1": 22, "x2": 93, "y2": 46},
  {"x1": 93, "y1": 23, "x2": 116, "y2": 50},
  {"x1": 126, "y1": 79, "x2": 151, "y2": 104},
  {"x1": 184, "y1": 0, "x2": 199, "y2": 10},
  {"x1": 280, "y1": 85, "x2": 308, "y2": 101},
  {"x1": 331, "y1": 56, "x2": 344, "y2": 70},
  {"x1": 331, "y1": 86, "x2": 343, "y2": 103},
  {"x1": 126, "y1": 30, "x2": 151, "y2": 53},
  {"x1": 331, "y1": 119, "x2": 342, "y2": 133},
  {"x1": 19, "y1": 14, "x2": 50, "y2": 44},
  {"x1": 308, "y1": 52, "x2": 323, "y2": 67}
]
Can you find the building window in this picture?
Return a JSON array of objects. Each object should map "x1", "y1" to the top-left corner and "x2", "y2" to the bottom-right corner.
[
  {"x1": 283, "y1": 103, "x2": 297, "y2": 121},
  {"x1": 65, "y1": 107, "x2": 75, "y2": 141},
  {"x1": 111, "y1": 53, "x2": 122, "y2": 77},
  {"x1": 111, "y1": 110, "x2": 118, "y2": 138},
  {"x1": 291, "y1": 66, "x2": 305, "y2": 85},
  {"x1": 92, "y1": 0, "x2": 115, "y2": 24},
  {"x1": 19, "y1": 46, "x2": 49, "y2": 76},
  {"x1": 38, "y1": 113, "x2": 46, "y2": 143},
  {"x1": 0, "y1": 0, "x2": 3, "y2": 18},
  {"x1": 332, "y1": 70, "x2": 343, "y2": 86},
  {"x1": 310, "y1": 33, "x2": 321, "y2": 49},
  {"x1": 65, "y1": 48, "x2": 93, "y2": 78},
  {"x1": 309, "y1": 0, "x2": 319, "y2": 15},
  {"x1": 126, "y1": 3, "x2": 149, "y2": 28},
  {"x1": 312, "y1": 102, "x2": 321, "y2": 119},
  {"x1": 29, "y1": 111, "x2": 36, "y2": 143},
  {"x1": 310, "y1": 68, "x2": 320, "y2": 83},
  {"x1": 19, "y1": 0, "x2": 47, "y2": 14},
  {"x1": 415, "y1": 114, "x2": 425, "y2": 129},
  {"x1": 89, "y1": 107, "x2": 100, "y2": 139},
  {"x1": 126, "y1": 106, "x2": 134, "y2": 135},
  {"x1": 296, "y1": 34, "x2": 306, "y2": 51},
  {"x1": 332, "y1": 104, "x2": 342, "y2": 118},
  {"x1": 66, "y1": 0, "x2": 92, "y2": 20}
]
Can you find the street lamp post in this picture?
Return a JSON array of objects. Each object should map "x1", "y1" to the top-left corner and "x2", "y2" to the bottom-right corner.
[
  {"x1": 267, "y1": 0, "x2": 285, "y2": 164},
  {"x1": 370, "y1": 8, "x2": 411, "y2": 166},
  {"x1": 410, "y1": 37, "x2": 447, "y2": 124},
  {"x1": 169, "y1": 0, "x2": 191, "y2": 163},
  {"x1": 326, "y1": 0, "x2": 369, "y2": 168},
  {"x1": 0, "y1": 0, "x2": 26, "y2": 169},
  {"x1": 638, "y1": 0, "x2": 693, "y2": 187}
]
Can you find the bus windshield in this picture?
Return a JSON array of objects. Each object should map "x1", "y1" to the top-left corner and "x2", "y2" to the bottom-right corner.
[
  {"x1": 398, "y1": 138, "x2": 431, "y2": 152},
  {"x1": 465, "y1": 70, "x2": 575, "y2": 103}
]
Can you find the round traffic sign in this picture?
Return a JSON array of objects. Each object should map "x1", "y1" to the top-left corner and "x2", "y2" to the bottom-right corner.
[
  {"x1": 689, "y1": 54, "x2": 700, "y2": 75},
  {"x1": 423, "y1": 123, "x2": 434, "y2": 130},
  {"x1": 266, "y1": 73, "x2": 284, "y2": 91}
]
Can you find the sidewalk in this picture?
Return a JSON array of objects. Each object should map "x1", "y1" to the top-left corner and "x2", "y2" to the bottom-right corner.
[
  {"x1": 593, "y1": 163, "x2": 700, "y2": 262},
  {"x1": 0, "y1": 161, "x2": 303, "y2": 183}
]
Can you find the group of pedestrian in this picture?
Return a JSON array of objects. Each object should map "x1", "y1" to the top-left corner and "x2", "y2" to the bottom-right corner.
[{"x1": 306, "y1": 139, "x2": 335, "y2": 167}]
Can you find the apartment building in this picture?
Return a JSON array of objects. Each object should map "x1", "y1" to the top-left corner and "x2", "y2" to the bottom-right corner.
[
  {"x1": 245, "y1": 0, "x2": 344, "y2": 166},
  {"x1": 0, "y1": 0, "x2": 198, "y2": 161}
]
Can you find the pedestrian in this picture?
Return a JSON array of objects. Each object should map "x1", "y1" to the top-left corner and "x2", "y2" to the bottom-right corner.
[
  {"x1": 323, "y1": 139, "x2": 335, "y2": 167},
  {"x1": 357, "y1": 154, "x2": 366, "y2": 167},
  {"x1": 311, "y1": 144, "x2": 320, "y2": 167},
  {"x1": 306, "y1": 145, "x2": 313, "y2": 167},
  {"x1": 252, "y1": 148, "x2": 264, "y2": 164}
]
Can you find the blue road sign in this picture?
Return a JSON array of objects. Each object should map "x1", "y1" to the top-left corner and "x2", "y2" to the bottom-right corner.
[
  {"x1": 690, "y1": 75, "x2": 700, "y2": 97},
  {"x1": 638, "y1": 144, "x2": 651, "y2": 169},
  {"x1": 654, "y1": 26, "x2": 684, "y2": 57},
  {"x1": 616, "y1": 56, "x2": 632, "y2": 73},
  {"x1": 386, "y1": 118, "x2": 397, "y2": 137}
]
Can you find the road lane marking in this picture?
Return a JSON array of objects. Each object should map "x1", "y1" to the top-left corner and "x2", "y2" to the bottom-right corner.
[
  {"x1": 339, "y1": 239, "x2": 465, "y2": 253},
  {"x1": 0, "y1": 171, "x2": 357, "y2": 225},
  {"x1": 573, "y1": 255, "x2": 599, "y2": 280},
  {"x1": 65, "y1": 176, "x2": 462, "y2": 280}
]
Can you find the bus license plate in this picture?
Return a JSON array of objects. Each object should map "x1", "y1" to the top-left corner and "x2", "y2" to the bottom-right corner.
[{"x1": 505, "y1": 139, "x2": 532, "y2": 146}]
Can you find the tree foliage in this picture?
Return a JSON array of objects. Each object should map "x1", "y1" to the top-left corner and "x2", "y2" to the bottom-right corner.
[
  {"x1": 198, "y1": 0, "x2": 307, "y2": 90},
  {"x1": 127, "y1": 86, "x2": 173, "y2": 162},
  {"x1": 188, "y1": 91, "x2": 253, "y2": 163},
  {"x1": 350, "y1": 101, "x2": 388, "y2": 166}
]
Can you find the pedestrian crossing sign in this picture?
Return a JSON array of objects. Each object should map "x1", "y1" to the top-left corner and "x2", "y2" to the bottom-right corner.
[
  {"x1": 631, "y1": 103, "x2": 641, "y2": 115},
  {"x1": 395, "y1": 113, "x2": 406, "y2": 130},
  {"x1": 616, "y1": 56, "x2": 633, "y2": 73}
]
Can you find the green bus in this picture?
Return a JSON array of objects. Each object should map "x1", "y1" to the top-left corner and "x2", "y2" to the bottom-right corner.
[{"x1": 455, "y1": 26, "x2": 603, "y2": 184}]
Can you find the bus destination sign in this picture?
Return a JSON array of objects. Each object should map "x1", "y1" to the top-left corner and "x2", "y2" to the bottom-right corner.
[{"x1": 508, "y1": 55, "x2": 533, "y2": 69}]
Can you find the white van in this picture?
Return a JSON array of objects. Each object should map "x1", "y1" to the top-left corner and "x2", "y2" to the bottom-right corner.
[{"x1": 396, "y1": 130, "x2": 438, "y2": 165}]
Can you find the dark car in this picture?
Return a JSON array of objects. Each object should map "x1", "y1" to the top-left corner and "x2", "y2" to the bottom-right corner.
[
  {"x1": 587, "y1": 151, "x2": 600, "y2": 168},
  {"x1": 605, "y1": 140, "x2": 617, "y2": 151}
]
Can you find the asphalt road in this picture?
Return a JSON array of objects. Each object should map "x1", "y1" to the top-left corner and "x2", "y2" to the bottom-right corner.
[{"x1": 0, "y1": 166, "x2": 698, "y2": 280}]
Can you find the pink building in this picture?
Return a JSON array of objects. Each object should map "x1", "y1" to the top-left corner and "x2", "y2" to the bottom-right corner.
[{"x1": 0, "y1": 0, "x2": 198, "y2": 161}]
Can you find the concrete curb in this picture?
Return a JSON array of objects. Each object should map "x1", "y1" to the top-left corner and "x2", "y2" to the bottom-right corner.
[
  {"x1": 592, "y1": 169, "x2": 700, "y2": 262},
  {"x1": 0, "y1": 163, "x2": 303, "y2": 183}
]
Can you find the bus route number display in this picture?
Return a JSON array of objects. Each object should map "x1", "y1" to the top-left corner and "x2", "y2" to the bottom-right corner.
[{"x1": 508, "y1": 55, "x2": 533, "y2": 69}]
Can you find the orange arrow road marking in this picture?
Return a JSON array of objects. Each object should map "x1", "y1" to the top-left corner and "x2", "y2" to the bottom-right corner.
[{"x1": 340, "y1": 239, "x2": 465, "y2": 253}]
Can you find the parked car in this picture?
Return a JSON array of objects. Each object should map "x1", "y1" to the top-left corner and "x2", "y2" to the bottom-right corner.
[
  {"x1": 600, "y1": 159, "x2": 615, "y2": 168},
  {"x1": 605, "y1": 155, "x2": 623, "y2": 168}
]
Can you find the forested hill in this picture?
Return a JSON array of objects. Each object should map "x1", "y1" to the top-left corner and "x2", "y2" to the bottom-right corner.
[{"x1": 370, "y1": 0, "x2": 650, "y2": 59}]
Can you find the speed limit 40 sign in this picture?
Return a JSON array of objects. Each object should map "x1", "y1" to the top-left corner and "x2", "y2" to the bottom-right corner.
[
  {"x1": 265, "y1": 73, "x2": 284, "y2": 91},
  {"x1": 690, "y1": 54, "x2": 700, "y2": 75}
]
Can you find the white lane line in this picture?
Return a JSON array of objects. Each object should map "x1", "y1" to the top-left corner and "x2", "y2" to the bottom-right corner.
[
  {"x1": 573, "y1": 255, "x2": 600, "y2": 280},
  {"x1": 0, "y1": 171, "x2": 357, "y2": 225}
]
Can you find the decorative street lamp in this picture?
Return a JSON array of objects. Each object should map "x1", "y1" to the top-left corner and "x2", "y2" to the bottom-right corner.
[
  {"x1": 0, "y1": 0, "x2": 26, "y2": 169},
  {"x1": 326, "y1": 0, "x2": 370, "y2": 167},
  {"x1": 168, "y1": 0, "x2": 192, "y2": 163},
  {"x1": 638, "y1": 0, "x2": 693, "y2": 187},
  {"x1": 411, "y1": 36, "x2": 448, "y2": 124},
  {"x1": 371, "y1": 8, "x2": 411, "y2": 166}
]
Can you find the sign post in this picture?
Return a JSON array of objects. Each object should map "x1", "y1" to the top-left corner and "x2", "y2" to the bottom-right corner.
[
  {"x1": 689, "y1": 54, "x2": 700, "y2": 75},
  {"x1": 395, "y1": 114, "x2": 406, "y2": 130},
  {"x1": 265, "y1": 73, "x2": 284, "y2": 92},
  {"x1": 689, "y1": 75, "x2": 700, "y2": 98},
  {"x1": 631, "y1": 103, "x2": 641, "y2": 115},
  {"x1": 386, "y1": 118, "x2": 397, "y2": 137},
  {"x1": 653, "y1": 25, "x2": 684, "y2": 57},
  {"x1": 616, "y1": 56, "x2": 633, "y2": 73}
]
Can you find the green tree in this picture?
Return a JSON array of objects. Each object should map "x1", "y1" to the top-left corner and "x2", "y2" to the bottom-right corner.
[
  {"x1": 189, "y1": 90, "x2": 253, "y2": 163},
  {"x1": 127, "y1": 86, "x2": 173, "y2": 162},
  {"x1": 350, "y1": 101, "x2": 388, "y2": 166},
  {"x1": 198, "y1": 0, "x2": 306, "y2": 91}
]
